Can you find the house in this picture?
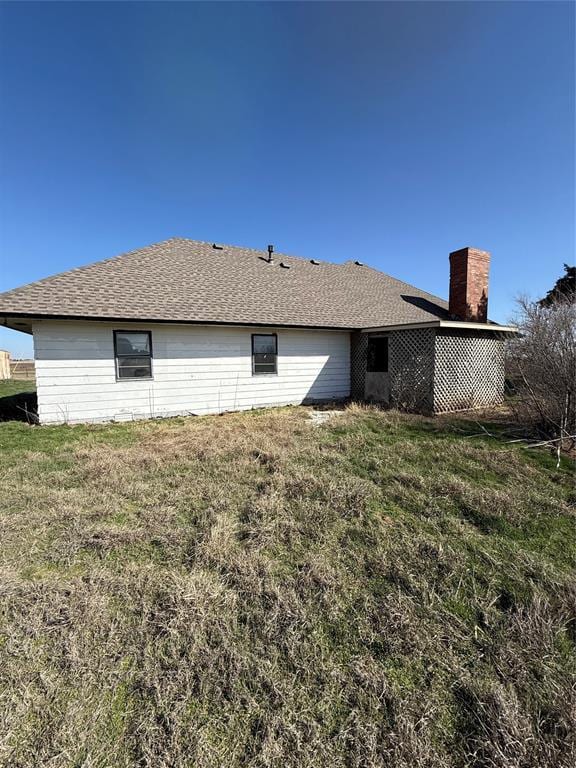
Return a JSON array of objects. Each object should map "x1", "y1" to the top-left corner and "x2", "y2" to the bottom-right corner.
[{"x1": 0, "y1": 238, "x2": 516, "y2": 424}]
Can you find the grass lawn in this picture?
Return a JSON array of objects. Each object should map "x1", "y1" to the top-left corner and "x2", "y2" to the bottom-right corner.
[
  {"x1": 0, "y1": 378, "x2": 35, "y2": 398},
  {"x1": 0, "y1": 405, "x2": 574, "y2": 767}
]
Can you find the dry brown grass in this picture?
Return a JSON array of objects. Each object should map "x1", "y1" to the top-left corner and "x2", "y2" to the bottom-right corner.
[{"x1": 0, "y1": 405, "x2": 574, "y2": 767}]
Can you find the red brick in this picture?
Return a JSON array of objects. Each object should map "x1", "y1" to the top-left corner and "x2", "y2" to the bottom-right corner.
[{"x1": 449, "y1": 247, "x2": 490, "y2": 322}]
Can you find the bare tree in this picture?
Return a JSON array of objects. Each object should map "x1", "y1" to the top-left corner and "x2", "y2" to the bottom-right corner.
[{"x1": 507, "y1": 294, "x2": 575, "y2": 448}]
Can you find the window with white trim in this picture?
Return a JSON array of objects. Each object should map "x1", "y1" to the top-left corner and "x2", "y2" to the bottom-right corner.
[
  {"x1": 252, "y1": 334, "x2": 277, "y2": 375},
  {"x1": 114, "y1": 331, "x2": 153, "y2": 379}
]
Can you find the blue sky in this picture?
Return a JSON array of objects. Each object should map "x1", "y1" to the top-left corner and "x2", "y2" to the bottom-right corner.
[{"x1": 0, "y1": 0, "x2": 574, "y2": 357}]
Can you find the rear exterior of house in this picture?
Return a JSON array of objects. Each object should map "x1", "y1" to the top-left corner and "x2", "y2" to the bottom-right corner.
[
  {"x1": 33, "y1": 321, "x2": 350, "y2": 423},
  {"x1": 0, "y1": 239, "x2": 515, "y2": 424}
]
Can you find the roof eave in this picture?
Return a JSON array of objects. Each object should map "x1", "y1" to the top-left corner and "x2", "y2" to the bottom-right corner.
[
  {"x1": 0, "y1": 311, "x2": 356, "y2": 333},
  {"x1": 362, "y1": 320, "x2": 519, "y2": 335},
  {"x1": 0, "y1": 316, "x2": 34, "y2": 334}
]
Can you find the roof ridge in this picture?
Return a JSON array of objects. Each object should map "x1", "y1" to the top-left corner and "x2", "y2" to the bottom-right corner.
[{"x1": 174, "y1": 237, "x2": 348, "y2": 268}]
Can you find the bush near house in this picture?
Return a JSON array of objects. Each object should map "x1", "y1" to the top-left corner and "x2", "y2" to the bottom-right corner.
[
  {"x1": 507, "y1": 266, "x2": 576, "y2": 449},
  {"x1": 0, "y1": 405, "x2": 574, "y2": 767}
]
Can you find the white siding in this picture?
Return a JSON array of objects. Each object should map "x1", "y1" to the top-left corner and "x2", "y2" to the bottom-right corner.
[{"x1": 32, "y1": 321, "x2": 350, "y2": 424}]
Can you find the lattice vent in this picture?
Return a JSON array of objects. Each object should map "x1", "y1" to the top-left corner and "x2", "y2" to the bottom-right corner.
[
  {"x1": 389, "y1": 329, "x2": 435, "y2": 413},
  {"x1": 434, "y1": 334, "x2": 505, "y2": 413}
]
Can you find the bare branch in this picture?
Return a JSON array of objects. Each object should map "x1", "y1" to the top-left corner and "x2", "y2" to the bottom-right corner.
[{"x1": 507, "y1": 296, "x2": 576, "y2": 452}]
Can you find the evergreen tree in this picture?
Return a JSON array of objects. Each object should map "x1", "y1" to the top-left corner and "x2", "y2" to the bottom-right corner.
[{"x1": 539, "y1": 264, "x2": 576, "y2": 306}]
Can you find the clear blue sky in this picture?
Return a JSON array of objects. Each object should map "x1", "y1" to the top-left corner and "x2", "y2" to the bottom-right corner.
[{"x1": 0, "y1": 1, "x2": 574, "y2": 357}]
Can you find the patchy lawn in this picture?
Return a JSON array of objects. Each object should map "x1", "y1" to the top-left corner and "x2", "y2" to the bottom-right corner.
[{"x1": 0, "y1": 405, "x2": 574, "y2": 767}]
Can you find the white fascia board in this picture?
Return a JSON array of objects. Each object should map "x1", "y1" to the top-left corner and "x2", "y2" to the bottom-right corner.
[{"x1": 362, "y1": 320, "x2": 518, "y2": 335}]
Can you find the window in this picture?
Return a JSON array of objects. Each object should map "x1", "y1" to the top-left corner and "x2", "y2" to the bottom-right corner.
[
  {"x1": 114, "y1": 331, "x2": 152, "y2": 379},
  {"x1": 252, "y1": 333, "x2": 277, "y2": 375},
  {"x1": 367, "y1": 337, "x2": 388, "y2": 373}
]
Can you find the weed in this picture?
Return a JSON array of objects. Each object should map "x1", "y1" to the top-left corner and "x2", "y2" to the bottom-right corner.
[{"x1": 0, "y1": 405, "x2": 574, "y2": 767}]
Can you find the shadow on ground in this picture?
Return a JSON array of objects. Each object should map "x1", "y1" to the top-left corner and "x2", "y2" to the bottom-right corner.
[{"x1": 0, "y1": 391, "x2": 38, "y2": 422}]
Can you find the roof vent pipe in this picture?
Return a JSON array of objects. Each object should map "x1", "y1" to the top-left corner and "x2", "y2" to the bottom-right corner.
[{"x1": 267, "y1": 244, "x2": 274, "y2": 263}]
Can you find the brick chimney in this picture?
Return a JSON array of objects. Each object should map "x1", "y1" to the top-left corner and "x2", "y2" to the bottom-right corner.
[{"x1": 449, "y1": 247, "x2": 490, "y2": 322}]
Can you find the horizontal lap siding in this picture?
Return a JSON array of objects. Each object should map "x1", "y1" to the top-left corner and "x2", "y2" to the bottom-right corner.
[{"x1": 33, "y1": 322, "x2": 351, "y2": 424}]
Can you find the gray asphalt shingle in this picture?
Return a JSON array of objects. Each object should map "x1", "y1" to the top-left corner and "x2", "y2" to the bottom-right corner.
[{"x1": 0, "y1": 238, "x2": 449, "y2": 329}]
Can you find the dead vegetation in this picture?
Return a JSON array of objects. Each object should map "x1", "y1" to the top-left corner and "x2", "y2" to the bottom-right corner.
[
  {"x1": 0, "y1": 405, "x2": 574, "y2": 767},
  {"x1": 507, "y1": 295, "x2": 576, "y2": 451}
]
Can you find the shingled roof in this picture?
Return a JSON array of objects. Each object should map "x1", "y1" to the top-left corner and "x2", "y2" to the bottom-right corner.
[{"x1": 0, "y1": 238, "x2": 450, "y2": 330}]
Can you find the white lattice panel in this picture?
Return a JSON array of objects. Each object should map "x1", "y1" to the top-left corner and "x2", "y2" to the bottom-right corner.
[
  {"x1": 434, "y1": 334, "x2": 505, "y2": 413},
  {"x1": 350, "y1": 328, "x2": 505, "y2": 415}
]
